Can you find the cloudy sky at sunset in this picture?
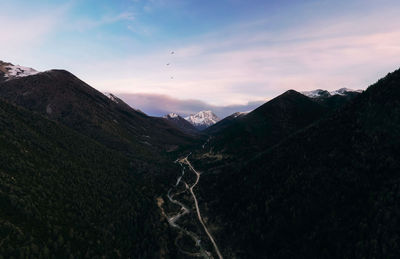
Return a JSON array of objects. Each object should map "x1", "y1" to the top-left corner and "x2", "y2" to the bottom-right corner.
[{"x1": 1, "y1": 0, "x2": 400, "y2": 116}]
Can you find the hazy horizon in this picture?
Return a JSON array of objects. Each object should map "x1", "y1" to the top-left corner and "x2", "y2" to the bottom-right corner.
[{"x1": 114, "y1": 92, "x2": 265, "y2": 118}]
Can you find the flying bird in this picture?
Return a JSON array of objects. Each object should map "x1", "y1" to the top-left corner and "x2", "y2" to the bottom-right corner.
[{"x1": 168, "y1": 51, "x2": 175, "y2": 79}]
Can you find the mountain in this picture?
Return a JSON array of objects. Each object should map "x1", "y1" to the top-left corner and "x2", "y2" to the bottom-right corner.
[
  {"x1": 301, "y1": 89, "x2": 331, "y2": 98},
  {"x1": 0, "y1": 61, "x2": 209, "y2": 258},
  {"x1": 301, "y1": 87, "x2": 363, "y2": 98},
  {"x1": 0, "y1": 68, "x2": 197, "y2": 159},
  {"x1": 104, "y1": 92, "x2": 146, "y2": 115},
  {"x1": 204, "y1": 111, "x2": 248, "y2": 135},
  {"x1": 202, "y1": 90, "x2": 329, "y2": 160},
  {"x1": 163, "y1": 112, "x2": 198, "y2": 134},
  {"x1": 0, "y1": 61, "x2": 202, "y2": 257},
  {"x1": 0, "y1": 95, "x2": 180, "y2": 258},
  {"x1": 0, "y1": 60, "x2": 39, "y2": 82},
  {"x1": 3, "y1": 58, "x2": 400, "y2": 258},
  {"x1": 302, "y1": 88, "x2": 363, "y2": 110},
  {"x1": 193, "y1": 68, "x2": 400, "y2": 258},
  {"x1": 330, "y1": 87, "x2": 363, "y2": 96},
  {"x1": 185, "y1": 110, "x2": 220, "y2": 130}
]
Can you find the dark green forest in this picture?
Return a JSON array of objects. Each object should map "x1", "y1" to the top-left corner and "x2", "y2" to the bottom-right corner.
[
  {"x1": 1, "y1": 65, "x2": 400, "y2": 258},
  {"x1": 193, "y1": 69, "x2": 400, "y2": 258},
  {"x1": 0, "y1": 97, "x2": 183, "y2": 258}
]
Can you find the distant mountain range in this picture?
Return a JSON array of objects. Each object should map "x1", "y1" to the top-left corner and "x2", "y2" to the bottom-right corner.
[
  {"x1": 301, "y1": 87, "x2": 363, "y2": 98},
  {"x1": 301, "y1": 88, "x2": 363, "y2": 110},
  {"x1": 164, "y1": 88, "x2": 362, "y2": 132}
]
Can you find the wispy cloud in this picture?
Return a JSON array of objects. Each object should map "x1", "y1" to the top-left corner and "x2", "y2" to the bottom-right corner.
[
  {"x1": 2, "y1": 0, "x2": 400, "y2": 109},
  {"x1": 71, "y1": 12, "x2": 135, "y2": 31},
  {"x1": 142, "y1": 0, "x2": 170, "y2": 13},
  {"x1": 83, "y1": 5, "x2": 400, "y2": 106}
]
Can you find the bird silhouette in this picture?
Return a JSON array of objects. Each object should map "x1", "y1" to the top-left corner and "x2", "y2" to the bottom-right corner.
[{"x1": 169, "y1": 51, "x2": 175, "y2": 79}]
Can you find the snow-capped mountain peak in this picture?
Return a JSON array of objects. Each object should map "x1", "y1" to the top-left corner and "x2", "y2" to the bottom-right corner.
[
  {"x1": 0, "y1": 61, "x2": 39, "y2": 81},
  {"x1": 330, "y1": 88, "x2": 363, "y2": 96},
  {"x1": 302, "y1": 88, "x2": 363, "y2": 98},
  {"x1": 185, "y1": 110, "x2": 220, "y2": 130},
  {"x1": 301, "y1": 89, "x2": 331, "y2": 98},
  {"x1": 164, "y1": 112, "x2": 179, "y2": 119}
]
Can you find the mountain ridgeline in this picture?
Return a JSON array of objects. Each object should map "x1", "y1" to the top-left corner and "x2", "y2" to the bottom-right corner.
[
  {"x1": 1, "y1": 59, "x2": 400, "y2": 258},
  {"x1": 203, "y1": 90, "x2": 330, "y2": 160},
  {"x1": 163, "y1": 112, "x2": 199, "y2": 135},
  {"x1": 192, "y1": 70, "x2": 400, "y2": 257},
  {"x1": 0, "y1": 93, "x2": 179, "y2": 258},
  {"x1": 0, "y1": 62, "x2": 200, "y2": 258},
  {"x1": 302, "y1": 88, "x2": 363, "y2": 110},
  {"x1": 0, "y1": 69, "x2": 197, "y2": 158}
]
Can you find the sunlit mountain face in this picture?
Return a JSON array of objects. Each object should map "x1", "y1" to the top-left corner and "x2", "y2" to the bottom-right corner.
[{"x1": 2, "y1": 0, "x2": 400, "y2": 258}]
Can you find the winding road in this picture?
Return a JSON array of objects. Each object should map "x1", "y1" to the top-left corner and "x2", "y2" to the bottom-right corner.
[
  {"x1": 180, "y1": 156, "x2": 224, "y2": 259},
  {"x1": 161, "y1": 144, "x2": 223, "y2": 259},
  {"x1": 164, "y1": 156, "x2": 212, "y2": 258}
]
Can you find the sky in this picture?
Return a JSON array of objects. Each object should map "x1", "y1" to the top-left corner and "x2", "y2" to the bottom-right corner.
[{"x1": 1, "y1": 0, "x2": 400, "y2": 117}]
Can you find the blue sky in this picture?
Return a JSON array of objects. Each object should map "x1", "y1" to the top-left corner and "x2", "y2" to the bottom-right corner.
[{"x1": 1, "y1": 0, "x2": 400, "y2": 116}]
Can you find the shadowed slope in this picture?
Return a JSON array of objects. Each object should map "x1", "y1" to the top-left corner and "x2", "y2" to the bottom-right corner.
[
  {"x1": 0, "y1": 97, "x2": 178, "y2": 258},
  {"x1": 199, "y1": 68, "x2": 400, "y2": 258},
  {"x1": 205, "y1": 90, "x2": 328, "y2": 159},
  {"x1": 0, "y1": 70, "x2": 197, "y2": 159}
]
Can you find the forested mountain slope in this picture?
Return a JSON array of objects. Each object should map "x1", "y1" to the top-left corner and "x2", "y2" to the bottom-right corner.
[
  {"x1": 0, "y1": 70, "x2": 196, "y2": 159},
  {"x1": 203, "y1": 90, "x2": 329, "y2": 161},
  {"x1": 0, "y1": 97, "x2": 179, "y2": 258},
  {"x1": 196, "y1": 69, "x2": 400, "y2": 258}
]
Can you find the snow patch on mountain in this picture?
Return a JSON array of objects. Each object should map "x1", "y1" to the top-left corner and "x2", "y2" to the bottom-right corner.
[
  {"x1": 185, "y1": 110, "x2": 220, "y2": 130},
  {"x1": 164, "y1": 112, "x2": 179, "y2": 119},
  {"x1": 302, "y1": 88, "x2": 363, "y2": 98},
  {"x1": 330, "y1": 88, "x2": 363, "y2": 96},
  {"x1": 0, "y1": 61, "x2": 39, "y2": 80},
  {"x1": 104, "y1": 92, "x2": 120, "y2": 103},
  {"x1": 301, "y1": 89, "x2": 331, "y2": 98},
  {"x1": 231, "y1": 111, "x2": 249, "y2": 118}
]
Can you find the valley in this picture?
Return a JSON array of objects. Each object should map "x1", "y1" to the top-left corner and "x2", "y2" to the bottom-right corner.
[
  {"x1": 161, "y1": 140, "x2": 223, "y2": 259},
  {"x1": 1, "y1": 59, "x2": 400, "y2": 258},
  {"x1": 2, "y1": 1, "x2": 400, "y2": 258}
]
